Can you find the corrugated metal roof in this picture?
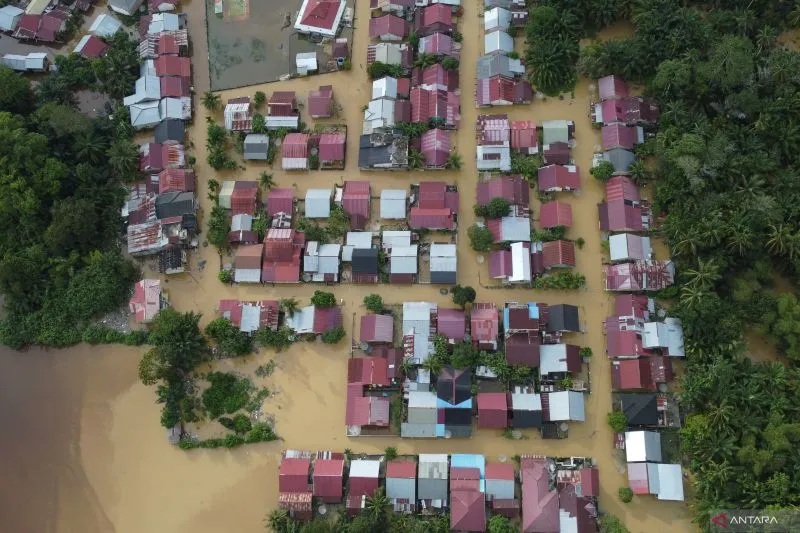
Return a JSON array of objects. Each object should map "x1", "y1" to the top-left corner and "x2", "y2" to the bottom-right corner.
[{"x1": 305, "y1": 188, "x2": 332, "y2": 218}]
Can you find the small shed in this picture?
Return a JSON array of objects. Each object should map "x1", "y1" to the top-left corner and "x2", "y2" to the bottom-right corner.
[
  {"x1": 305, "y1": 188, "x2": 332, "y2": 218},
  {"x1": 313, "y1": 458, "x2": 345, "y2": 503},
  {"x1": 485, "y1": 463, "x2": 515, "y2": 500},
  {"x1": 380, "y1": 189, "x2": 407, "y2": 219},
  {"x1": 429, "y1": 243, "x2": 456, "y2": 284},
  {"x1": 624, "y1": 430, "x2": 662, "y2": 462},
  {"x1": 296, "y1": 52, "x2": 318, "y2": 75},
  {"x1": 477, "y1": 392, "x2": 508, "y2": 429},
  {"x1": 243, "y1": 134, "x2": 270, "y2": 160}
]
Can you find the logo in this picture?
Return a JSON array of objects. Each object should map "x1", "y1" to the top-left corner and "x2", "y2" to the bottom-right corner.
[{"x1": 712, "y1": 513, "x2": 728, "y2": 529}]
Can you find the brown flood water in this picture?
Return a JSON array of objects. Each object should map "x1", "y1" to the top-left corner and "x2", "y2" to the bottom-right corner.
[{"x1": 0, "y1": 3, "x2": 695, "y2": 533}]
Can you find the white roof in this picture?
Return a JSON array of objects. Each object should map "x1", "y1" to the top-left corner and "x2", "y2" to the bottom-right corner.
[
  {"x1": 391, "y1": 245, "x2": 418, "y2": 274},
  {"x1": 293, "y1": 0, "x2": 345, "y2": 37},
  {"x1": 140, "y1": 59, "x2": 157, "y2": 77},
  {"x1": 129, "y1": 101, "x2": 161, "y2": 128},
  {"x1": 625, "y1": 430, "x2": 662, "y2": 462},
  {"x1": 380, "y1": 189, "x2": 407, "y2": 219},
  {"x1": 484, "y1": 30, "x2": 513, "y2": 54},
  {"x1": 409, "y1": 390, "x2": 438, "y2": 409},
  {"x1": 2, "y1": 52, "x2": 47, "y2": 71},
  {"x1": 350, "y1": 459, "x2": 381, "y2": 479},
  {"x1": 305, "y1": 189, "x2": 332, "y2": 218},
  {"x1": 267, "y1": 116, "x2": 300, "y2": 129},
  {"x1": 231, "y1": 214, "x2": 253, "y2": 231},
  {"x1": 89, "y1": 13, "x2": 123, "y2": 37},
  {"x1": 363, "y1": 98, "x2": 395, "y2": 134},
  {"x1": 159, "y1": 97, "x2": 191, "y2": 120},
  {"x1": 288, "y1": 305, "x2": 315, "y2": 334},
  {"x1": 430, "y1": 243, "x2": 455, "y2": 258},
  {"x1": 539, "y1": 344, "x2": 569, "y2": 376},
  {"x1": 317, "y1": 244, "x2": 341, "y2": 274},
  {"x1": 656, "y1": 464, "x2": 684, "y2": 501},
  {"x1": 234, "y1": 268, "x2": 261, "y2": 283},
  {"x1": 609, "y1": 233, "x2": 651, "y2": 261},
  {"x1": 484, "y1": 7, "x2": 511, "y2": 31},
  {"x1": 383, "y1": 230, "x2": 411, "y2": 248},
  {"x1": 0, "y1": 5, "x2": 23, "y2": 31},
  {"x1": 511, "y1": 389, "x2": 541, "y2": 411},
  {"x1": 124, "y1": 76, "x2": 161, "y2": 106},
  {"x1": 240, "y1": 303, "x2": 261, "y2": 333},
  {"x1": 373, "y1": 42, "x2": 403, "y2": 65},
  {"x1": 373, "y1": 77, "x2": 398, "y2": 100},
  {"x1": 476, "y1": 144, "x2": 511, "y2": 171},
  {"x1": 547, "y1": 391, "x2": 585, "y2": 422},
  {"x1": 510, "y1": 242, "x2": 531, "y2": 283},
  {"x1": 148, "y1": 13, "x2": 180, "y2": 34},
  {"x1": 403, "y1": 301, "x2": 437, "y2": 362},
  {"x1": 499, "y1": 217, "x2": 531, "y2": 242},
  {"x1": 296, "y1": 52, "x2": 318, "y2": 71},
  {"x1": 419, "y1": 453, "x2": 448, "y2": 466},
  {"x1": 642, "y1": 318, "x2": 684, "y2": 356}
]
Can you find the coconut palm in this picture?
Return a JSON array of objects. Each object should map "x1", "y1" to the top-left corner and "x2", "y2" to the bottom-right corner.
[
  {"x1": 680, "y1": 285, "x2": 710, "y2": 311},
  {"x1": 107, "y1": 139, "x2": 140, "y2": 182},
  {"x1": 445, "y1": 152, "x2": 462, "y2": 170},
  {"x1": 260, "y1": 171, "x2": 275, "y2": 190},
  {"x1": 265, "y1": 509, "x2": 289, "y2": 532},
  {"x1": 628, "y1": 160, "x2": 650, "y2": 185},
  {"x1": 684, "y1": 257, "x2": 721, "y2": 291},
  {"x1": 75, "y1": 132, "x2": 108, "y2": 166},
  {"x1": 201, "y1": 91, "x2": 222, "y2": 111},
  {"x1": 726, "y1": 225, "x2": 753, "y2": 256},
  {"x1": 365, "y1": 488, "x2": 390, "y2": 523},
  {"x1": 422, "y1": 356, "x2": 443, "y2": 375},
  {"x1": 767, "y1": 223, "x2": 792, "y2": 256},
  {"x1": 280, "y1": 298, "x2": 299, "y2": 314},
  {"x1": 408, "y1": 148, "x2": 425, "y2": 170}
]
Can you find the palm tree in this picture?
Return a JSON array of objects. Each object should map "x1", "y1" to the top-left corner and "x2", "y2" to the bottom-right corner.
[
  {"x1": 422, "y1": 357, "x2": 442, "y2": 375},
  {"x1": 260, "y1": 171, "x2": 275, "y2": 190},
  {"x1": 75, "y1": 132, "x2": 108, "y2": 165},
  {"x1": 201, "y1": 91, "x2": 221, "y2": 111},
  {"x1": 280, "y1": 298, "x2": 299, "y2": 314},
  {"x1": 628, "y1": 160, "x2": 650, "y2": 185},
  {"x1": 107, "y1": 140, "x2": 140, "y2": 182},
  {"x1": 684, "y1": 257, "x2": 721, "y2": 291},
  {"x1": 445, "y1": 152, "x2": 462, "y2": 170},
  {"x1": 673, "y1": 230, "x2": 701, "y2": 257},
  {"x1": 414, "y1": 53, "x2": 436, "y2": 68},
  {"x1": 264, "y1": 508, "x2": 289, "y2": 532},
  {"x1": 408, "y1": 148, "x2": 424, "y2": 170},
  {"x1": 365, "y1": 488, "x2": 390, "y2": 523},
  {"x1": 726, "y1": 225, "x2": 753, "y2": 256},
  {"x1": 680, "y1": 285, "x2": 710, "y2": 311},
  {"x1": 767, "y1": 224, "x2": 792, "y2": 256}
]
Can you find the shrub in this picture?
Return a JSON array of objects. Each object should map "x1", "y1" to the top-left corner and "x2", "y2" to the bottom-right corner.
[
  {"x1": 364, "y1": 294, "x2": 384, "y2": 312},
  {"x1": 607, "y1": 411, "x2": 628, "y2": 432},
  {"x1": 254, "y1": 90, "x2": 266, "y2": 107},
  {"x1": 308, "y1": 153, "x2": 320, "y2": 170},
  {"x1": 575, "y1": 237, "x2": 585, "y2": 249},
  {"x1": 451, "y1": 285, "x2": 476, "y2": 307},
  {"x1": 579, "y1": 347, "x2": 593, "y2": 359},
  {"x1": 384, "y1": 446, "x2": 398, "y2": 461},
  {"x1": 591, "y1": 160, "x2": 615, "y2": 181},
  {"x1": 218, "y1": 269, "x2": 232, "y2": 283},
  {"x1": 257, "y1": 326, "x2": 294, "y2": 351},
  {"x1": 618, "y1": 486, "x2": 634, "y2": 503},
  {"x1": 311, "y1": 290, "x2": 337, "y2": 308},
  {"x1": 202, "y1": 372, "x2": 252, "y2": 419},
  {"x1": 474, "y1": 197, "x2": 511, "y2": 218},
  {"x1": 204, "y1": 317, "x2": 253, "y2": 358},
  {"x1": 468, "y1": 224, "x2": 494, "y2": 251},
  {"x1": 322, "y1": 326, "x2": 346, "y2": 344}
]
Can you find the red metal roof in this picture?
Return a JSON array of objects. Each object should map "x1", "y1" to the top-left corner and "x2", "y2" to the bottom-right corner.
[
  {"x1": 280, "y1": 458, "x2": 311, "y2": 493},
  {"x1": 155, "y1": 55, "x2": 191, "y2": 77},
  {"x1": 157, "y1": 33, "x2": 180, "y2": 55},
  {"x1": 606, "y1": 175, "x2": 640, "y2": 203},
  {"x1": 369, "y1": 13, "x2": 408, "y2": 39},
  {"x1": 417, "y1": 3, "x2": 452, "y2": 31},
  {"x1": 231, "y1": 186, "x2": 257, "y2": 216},
  {"x1": 342, "y1": 181, "x2": 370, "y2": 229},
  {"x1": 421, "y1": 63, "x2": 459, "y2": 92},
  {"x1": 78, "y1": 35, "x2": 108, "y2": 58},
  {"x1": 313, "y1": 306, "x2": 343, "y2": 334},
  {"x1": 451, "y1": 490, "x2": 486, "y2": 532},
  {"x1": 308, "y1": 86, "x2": 333, "y2": 118},
  {"x1": 477, "y1": 114, "x2": 510, "y2": 145},
  {"x1": 598, "y1": 75, "x2": 629, "y2": 100},
  {"x1": 477, "y1": 392, "x2": 508, "y2": 428},
  {"x1": 418, "y1": 181, "x2": 447, "y2": 209},
  {"x1": 313, "y1": 458, "x2": 344, "y2": 501},
  {"x1": 538, "y1": 165, "x2": 580, "y2": 191},
  {"x1": 542, "y1": 240, "x2": 576, "y2": 269},
  {"x1": 299, "y1": 0, "x2": 342, "y2": 30},
  {"x1": 470, "y1": 303, "x2": 499, "y2": 343},
  {"x1": 476, "y1": 176, "x2": 529, "y2": 206},
  {"x1": 350, "y1": 475, "x2": 379, "y2": 498},
  {"x1": 158, "y1": 169, "x2": 194, "y2": 194},
  {"x1": 160, "y1": 76, "x2": 189, "y2": 97},
  {"x1": 521, "y1": 457, "x2": 559, "y2": 533},
  {"x1": 539, "y1": 201, "x2": 572, "y2": 228},
  {"x1": 408, "y1": 207, "x2": 454, "y2": 230},
  {"x1": 489, "y1": 250, "x2": 512, "y2": 278},
  {"x1": 486, "y1": 462, "x2": 515, "y2": 481},
  {"x1": 627, "y1": 462, "x2": 650, "y2": 494},
  {"x1": 437, "y1": 307, "x2": 466, "y2": 341},
  {"x1": 266, "y1": 188, "x2": 293, "y2": 216},
  {"x1": 347, "y1": 357, "x2": 390, "y2": 387},
  {"x1": 580, "y1": 467, "x2": 600, "y2": 497},
  {"x1": 346, "y1": 386, "x2": 390, "y2": 426},
  {"x1": 602, "y1": 123, "x2": 638, "y2": 150},
  {"x1": 605, "y1": 319, "x2": 651, "y2": 358},
  {"x1": 598, "y1": 200, "x2": 645, "y2": 232},
  {"x1": 543, "y1": 141, "x2": 570, "y2": 165},
  {"x1": 269, "y1": 91, "x2": 297, "y2": 116},
  {"x1": 511, "y1": 120, "x2": 537, "y2": 150},
  {"x1": 611, "y1": 358, "x2": 654, "y2": 391},
  {"x1": 282, "y1": 133, "x2": 309, "y2": 159},
  {"x1": 615, "y1": 294, "x2": 649, "y2": 319},
  {"x1": 505, "y1": 333, "x2": 540, "y2": 367},
  {"x1": 622, "y1": 96, "x2": 659, "y2": 123},
  {"x1": 387, "y1": 460, "x2": 416, "y2": 479},
  {"x1": 360, "y1": 314, "x2": 393, "y2": 343},
  {"x1": 319, "y1": 132, "x2": 345, "y2": 161},
  {"x1": 16, "y1": 15, "x2": 40, "y2": 38},
  {"x1": 420, "y1": 32, "x2": 453, "y2": 56},
  {"x1": 396, "y1": 77, "x2": 410, "y2": 98},
  {"x1": 420, "y1": 128, "x2": 450, "y2": 168}
]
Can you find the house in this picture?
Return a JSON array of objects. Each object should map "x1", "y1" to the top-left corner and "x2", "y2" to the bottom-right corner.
[
  {"x1": 313, "y1": 457, "x2": 345, "y2": 503},
  {"x1": 418, "y1": 454, "x2": 449, "y2": 506},
  {"x1": 415, "y1": 3, "x2": 452, "y2": 36},
  {"x1": 539, "y1": 344, "x2": 581, "y2": 380},
  {"x1": 485, "y1": 463, "x2": 515, "y2": 501},
  {"x1": 129, "y1": 279, "x2": 161, "y2": 323},
  {"x1": 419, "y1": 32, "x2": 456, "y2": 57},
  {"x1": 477, "y1": 392, "x2": 508, "y2": 429},
  {"x1": 451, "y1": 489, "x2": 486, "y2": 532},
  {"x1": 287, "y1": 305, "x2": 343, "y2": 335},
  {"x1": 303, "y1": 242, "x2": 341, "y2": 282},
  {"x1": 484, "y1": 30, "x2": 513, "y2": 55},
  {"x1": 625, "y1": 430, "x2": 662, "y2": 462},
  {"x1": 598, "y1": 200, "x2": 648, "y2": 232},
  {"x1": 160, "y1": 76, "x2": 189, "y2": 98},
  {"x1": 415, "y1": 182, "x2": 458, "y2": 213},
  {"x1": 262, "y1": 228, "x2": 305, "y2": 283},
  {"x1": 437, "y1": 307, "x2": 466, "y2": 343},
  {"x1": 218, "y1": 299, "x2": 280, "y2": 332},
  {"x1": 127, "y1": 219, "x2": 168, "y2": 255},
  {"x1": 159, "y1": 97, "x2": 191, "y2": 120},
  {"x1": 410, "y1": 87, "x2": 460, "y2": 129},
  {"x1": 126, "y1": 75, "x2": 161, "y2": 105},
  {"x1": 611, "y1": 357, "x2": 673, "y2": 391},
  {"x1": 158, "y1": 169, "x2": 194, "y2": 194},
  {"x1": 598, "y1": 74, "x2": 628, "y2": 100},
  {"x1": 1, "y1": 52, "x2": 48, "y2": 72},
  {"x1": 0, "y1": 5, "x2": 23, "y2": 32},
  {"x1": 360, "y1": 314, "x2": 393, "y2": 344},
  {"x1": 383, "y1": 230, "x2": 412, "y2": 249},
  {"x1": 609, "y1": 233, "x2": 652, "y2": 262},
  {"x1": 605, "y1": 174, "x2": 642, "y2": 206},
  {"x1": 308, "y1": 86, "x2": 334, "y2": 118},
  {"x1": 484, "y1": 6, "x2": 511, "y2": 31},
  {"x1": 476, "y1": 54, "x2": 524, "y2": 80},
  {"x1": 490, "y1": 241, "x2": 531, "y2": 284},
  {"x1": 628, "y1": 462, "x2": 684, "y2": 500},
  {"x1": 267, "y1": 91, "x2": 300, "y2": 129},
  {"x1": 409, "y1": 208, "x2": 454, "y2": 230},
  {"x1": 372, "y1": 77, "x2": 398, "y2": 100},
  {"x1": 415, "y1": 62, "x2": 459, "y2": 91},
  {"x1": 352, "y1": 248, "x2": 380, "y2": 283},
  {"x1": 643, "y1": 318, "x2": 685, "y2": 357},
  {"x1": 348, "y1": 459, "x2": 381, "y2": 501},
  {"x1": 477, "y1": 176, "x2": 529, "y2": 207},
  {"x1": 541, "y1": 120, "x2": 573, "y2": 145},
  {"x1": 345, "y1": 376, "x2": 390, "y2": 432},
  {"x1": 231, "y1": 181, "x2": 258, "y2": 216},
  {"x1": 476, "y1": 75, "x2": 533, "y2": 107},
  {"x1": 386, "y1": 460, "x2": 416, "y2": 512},
  {"x1": 150, "y1": 0, "x2": 179, "y2": 12},
  {"x1": 142, "y1": 13, "x2": 182, "y2": 37},
  {"x1": 155, "y1": 55, "x2": 191, "y2": 78},
  {"x1": 420, "y1": 128, "x2": 451, "y2": 168},
  {"x1": 521, "y1": 457, "x2": 559, "y2": 533},
  {"x1": 603, "y1": 148, "x2": 636, "y2": 175},
  {"x1": 282, "y1": 133, "x2": 309, "y2": 170},
  {"x1": 342, "y1": 232, "x2": 373, "y2": 262},
  {"x1": 294, "y1": 0, "x2": 346, "y2": 39},
  {"x1": 558, "y1": 482, "x2": 597, "y2": 533},
  {"x1": 266, "y1": 188, "x2": 294, "y2": 217},
  {"x1": 155, "y1": 191, "x2": 194, "y2": 221},
  {"x1": 542, "y1": 240, "x2": 576, "y2": 269},
  {"x1": 620, "y1": 393, "x2": 659, "y2": 426},
  {"x1": 546, "y1": 304, "x2": 580, "y2": 333},
  {"x1": 366, "y1": 42, "x2": 413, "y2": 67},
  {"x1": 380, "y1": 189, "x2": 407, "y2": 219},
  {"x1": 544, "y1": 391, "x2": 585, "y2": 422},
  {"x1": 511, "y1": 120, "x2": 538, "y2": 154},
  {"x1": 279, "y1": 456, "x2": 312, "y2": 493},
  {"x1": 234, "y1": 244, "x2": 264, "y2": 283},
  {"x1": 155, "y1": 119, "x2": 184, "y2": 145},
  {"x1": 476, "y1": 114, "x2": 511, "y2": 171},
  {"x1": 109, "y1": 0, "x2": 144, "y2": 16},
  {"x1": 487, "y1": 216, "x2": 531, "y2": 243},
  {"x1": 369, "y1": 13, "x2": 408, "y2": 40},
  {"x1": 370, "y1": 0, "x2": 415, "y2": 15},
  {"x1": 511, "y1": 387, "x2": 542, "y2": 428},
  {"x1": 471, "y1": 303, "x2": 498, "y2": 350},
  {"x1": 74, "y1": 35, "x2": 108, "y2": 58},
  {"x1": 538, "y1": 165, "x2": 580, "y2": 192},
  {"x1": 539, "y1": 201, "x2": 572, "y2": 229},
  {"x1": 430, "y1": 243, "x2": 457, "y2": 284},
  {"x1": 243, "y1": 134, "x2": 270, "y2": 160},
  {"x1": 605, "y1": 319, "x2": 650, "y2": 359},
  {"x1": 437, "y1": 366, "x2": 472, "y2": 435},
  {"x1": 593, "y1": 96, "x2": 660, "y2": 126},
  {"x1": 296, "y1": 52, "x2": 318, "y2": 75},
  {"x1": 402, "y1": 301, "x2": 437, "y2": 362},
  {"x1": 228, "y1": 214, "x2": 258, "y2": 245},
  {"x1": 279, "y1": 491, "x2": 313, "y2": 522},
  {"x1": 342, "y1": 181, "x2": 370, "y2": 229},
  {"x1": 510, "y1": 9, "x2": 527, "y2": 27},
  {"x1": 363, "y1": 97, "x2": 400, "y2": 134},
  {"x1": 602, "y1": 124, "x2": 644, "y2": 150},
  {"x1": 615, "y1": 294, "x2": 651, "y2": 320},
  {"x1": 403, "y1": 390, "x2": 438, "y2": 437},
  {"x1": 542, "y1": 141, "x2": 570, "y2": 165},
  {"x1": 604, "y1": 261, "x2": 675, "y2": 291},
  {"x1": 390, "y1": 245, "x2": 418, "y2": 283}
]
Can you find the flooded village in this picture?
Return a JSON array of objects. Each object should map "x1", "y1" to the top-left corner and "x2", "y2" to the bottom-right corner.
[{"x1": 0, "y1": 0, "x2": 699, "y2": 532}]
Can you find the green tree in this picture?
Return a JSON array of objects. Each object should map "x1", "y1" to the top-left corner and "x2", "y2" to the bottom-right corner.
[
  {"x1": 202, "y1": 91, "x2": 222, "y2": 111},
  {"x1": 384, "y1": 446, "x2": 398, "y2": 460},
  {"x1": 107, "y1": 139, "x2": 141, "y2": 182},
  {"x1": 475, "y1": 197, "x2": 511, "y2": 218},
  {"x1": 599, "y1": 514, "x2": 630, "y2": 533},
  {"x1": 365, "y1": 488, "x2": 391, "y2": 524},
  {"x1": 311, "y1": 290, "x2": 337, "y2": 308},
  {"x1": 408, "y1": 148, "x2": 424, "y2": 169},
  {"x1": 451, "y1": 342, "x2": 480, "y2": 369},
  {"x1": 207, "y1": 205, "x2": 230, "y2": 251},
  {"x1": 487, "y1": 514, "x2": 515, "y2": 533},
  {"x1": 364, "y1": 294, "x2": 384, "y2": 312},
  {"x1": 468, "y1": 224, "x2": 493, "y2": 251},
  {"x1": 204, "y1": 317, "x2": 253, "y2": 357},
  {"x1": 322, "y1": 326, "x2": 346, "y2": 344},
  {"x1": 280, "y1": 298, "x2": 299, "y2": 314},
  {"x1": 0, "y1": 65, "x2": 33, "y2": 115},
  {"x1": 442, "y1": 57, "x2": 459, "y2": 70},
  {"x1": 450, "y1": 285, "x2": 476, "y2": 307},
  {"x1": 445, "y1": 151, "x2": 462, "y2": 170},
  {"x1": 618, "y1": 486, "x2": 634, "y2": 503},
  {"x1": 607, "y1": 411, "x2": 627, "y2": 432},
  {"x1": 254, "y1": 90, "x2": 266, "y2": 108},
  {"x1": 590, "y1": 160, "x2": 615, "y2": 181},
  {"x1": 260, "y1": 171, "x2": 275, "y2": 190},
  {"x1": 265, "y1": 509, "x2": 289, "y2": 532}
]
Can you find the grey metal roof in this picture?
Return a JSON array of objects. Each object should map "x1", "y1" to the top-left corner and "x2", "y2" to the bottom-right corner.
[
  {"x1": 380, "y1": 189, "x2": 407, "y2": 219},
  {"x1": 305, "y1": 189, "x2": 332, "y2": 218},
  {"x1": 430, "y1": 271, "x2": 456, "y2": 284},
  {"x1": 603, "y1": 148, "x2": 635, "y2": 173},
  {"x1": 240, "y1": 303, "x2": 261, "y2": 333},
  {"x1": 317, "y1": 243, "x2": 341, "y2": 274},
  {"x1": 231, "y1": 214, "x2": 253, "y2": 232},
  {"x1": 386, "y1": 476, "x2": 416, "y2": 501},
  {"x1": 430, "y1": 243, "x2": 456, "y2": 280},
  {"x1": 244, "y1": 134, "x2": 270, "y2": 160},
  {"x1": 500, "y1": 216, "x2": 531, "y2": 242},
  {"x1": 401, "y1": 422, "x2": 437, "y2": 438},
  {"x1": 391, "y1": 245, "x2": 417, "y2": 274},
  {"x1": 155, "y1": 119, "x2": 184, "y2": 144},
  {"x1": 155, "y1": 191, "x2": 194, "y2": 219},
  {"x1": 542, "y1": 120, "x2": 571, "y2": 145}
]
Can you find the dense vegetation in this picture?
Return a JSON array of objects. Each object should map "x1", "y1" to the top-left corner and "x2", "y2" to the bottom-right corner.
[
  {"x1": 266, "y1": 507, "x2": 450, "y2": 533},
  {"x1": 0, "y1": 41, "x2": 142, "y2": 347}
]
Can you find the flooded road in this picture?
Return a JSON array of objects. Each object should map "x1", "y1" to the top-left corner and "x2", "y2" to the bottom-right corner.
[{"x1": 0, "y1": 2, "x2": 695, "y2": 533}]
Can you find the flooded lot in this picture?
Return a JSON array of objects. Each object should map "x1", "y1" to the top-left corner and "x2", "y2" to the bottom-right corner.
[{"x1": 206, "y1": 0, "x2": 353, "y2": 90}]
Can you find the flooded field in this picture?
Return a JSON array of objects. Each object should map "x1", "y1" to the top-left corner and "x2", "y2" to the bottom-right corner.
[
  {"x1": 0, "y1": 1, "x2": 699, "y2": 533},
  {"x1": 205, "y1": 0, "x2": 353, "y2": 90}
]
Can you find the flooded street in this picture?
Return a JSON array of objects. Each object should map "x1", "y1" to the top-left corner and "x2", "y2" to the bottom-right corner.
[{"x1": 0, "y1": 1, "x2": 695, "y2": 532}]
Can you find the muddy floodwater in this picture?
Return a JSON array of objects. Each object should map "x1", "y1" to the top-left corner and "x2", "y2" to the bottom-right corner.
[{"x1": 0, "y1": 1, "x2": 697, "y2": 532}]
